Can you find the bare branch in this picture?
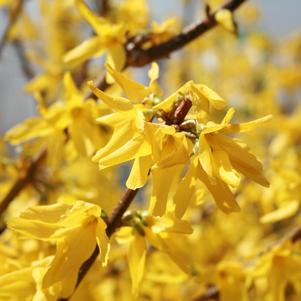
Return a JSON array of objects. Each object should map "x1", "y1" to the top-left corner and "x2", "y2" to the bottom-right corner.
[
  {"x1": 0, "y1": 150, "x2": 46, "y2": 217},
  {"x1": 91, "y1": 0, "x2": 247, "y2": 94},
  {"x1": 12, "y1": 39, "x2": 35, "y2": 80},
  {"x1": 0, "y1": 0, "x2": 23, "y2": 57},
  {"x1": 126, "y1": 0, "x2": 247, "y2": 67}
]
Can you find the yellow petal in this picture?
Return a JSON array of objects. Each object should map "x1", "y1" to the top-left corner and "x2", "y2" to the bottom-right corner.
[
  {"x1": 69, "y1": 116, "x2": 95, "y2": 157},
  {"x1": 193, "y1": 83, "x2": 226, "y2": 110},
  {"x1": 148, "y1": 62, "x2": 159, "y2": 84},
  {"x1": 158, "y1": 234, "x2": 193, "y2": 273},
  {"x1": 63, "y1": 37, "x2": 103, "y2": 66},
  {"x1": 106, "y1": 64, "x2": 151, "y2": 102},
  {"x1": 46, "y1": 130, "x2": 65, "y2": 170},
  {"x1": 0, "y1": 266, "x2": 35, "y2": 299},
  {"x1": 95, "y1": 219, "x2": 110, "y2": 266},
  {"x1": 63, "y1": 73, "x2": 81, "y2": 101},
  {"x1": 196, "y1": 162, "x2": 240, "y2": 213},
  {"x1": 260, "y1": 201, "x2": 299, "y2": 224},
  {"x1": 222, "y1": 107, "x2": 236, "y2": 124},
  {"x1": 128, "y1": 235, "x2": 146, "y2": 296},
  {"x1": 126, "y1": 155, "x2": 153, "y2": 189},
  {"x1": 5, "y1": 117, "x2": 51, "y2": 144},
  {"x1": 198, "y1": 135, "x2": 214, "y2": 178},
  {"x1": 150, "y1": 165, "x2": 182, "y2": 216},
  {"x1": 88, "y1": 81, "x2": 133, "y2": 111},
  {"x1": 215, "y1": 9, "x2": 236, "y2": 33},
  {"x1": 226, "y1": 114, "x2": 272, "y2": 133},
  {"x1": 211, "y1": 135, "x2": 269, "y2": 187},
  {"x1": 93, "y1": 120, "x2": 133, "y2": 161},
  {"x1": 8, "y1": 203, "x2": 72, "y2": 240},
  {"x1": 148, "y1": 62, "x2": 162, "y2": 96},
  {"x1": 107, "y1": 44, "x2": 127, "y2": 72},
  {"x1": 75, "y1": 0, "x2": 105, "y2": 35},
  {"x1": 174, "y1": 167, "x2": 196, "y2": 219},
  {"x1": 96, "y1": 134, "x2": 151, "y2": 169},
  {"x1": 42, "y1": 224, "x2": 96, "y2": 298},
  {"x1": 212, "y1": 149, "x2": 241, "y2": 187}
]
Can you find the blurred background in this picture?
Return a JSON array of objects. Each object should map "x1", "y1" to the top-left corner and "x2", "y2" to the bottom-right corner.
[{"x1": 0, "y1": 0, "x2": 300, "y2": 134}]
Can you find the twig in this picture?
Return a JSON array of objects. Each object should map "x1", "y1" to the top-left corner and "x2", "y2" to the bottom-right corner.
[
  {"x1": 96, "y1": 0, "x2": 110, "y2": 16},
  {"x1": 0, "y1": 0, "x2": 247, "y2": 230},
  {"x1": 0, "y1": 150, "x2": 46, "y2": 216},
  {"x1": 125, "y1": 0, "x2": 246, "y2": 67},
  {"x1": 0, "y1": 0, "x2": 23, "y2": 57},
  {"x1": 12, "y1": 39, "x2": 35, "y2": 80},
  {"x1": 62, "y1": 98, "x2": 195, "y2": 300},
  {"x1": 191, "y1": 286, "x2": 220, "y2": 301},
  {"x1": 91, "y1": 0, "x2": 247, "y2": 94}
]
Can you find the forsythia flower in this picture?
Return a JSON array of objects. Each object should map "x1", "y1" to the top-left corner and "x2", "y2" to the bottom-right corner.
[
  {"x1": 64, "y1": 0, "x2": 127, "y2": 71},
  {"x1": 115, "y1": 211, "x2": 193, "y2": 296},
  {"x1": 91, "y1": 64, "x2": 271, "y2": 217},
  {"x1": 215, "y1": 9, "x2": 236, "y2": 33},
  {"x1": 5, "y1": 73, "x2": 107, "y2": 168},
  {"x1": 8, "y1": 200, "x2": 110, "y2": 299},
  {"x1": 250, "y1": 241, "x2": 301, "y2": 301},
  {"x1": 0, "y1": 257, "x2": 56, "y2": 301}
]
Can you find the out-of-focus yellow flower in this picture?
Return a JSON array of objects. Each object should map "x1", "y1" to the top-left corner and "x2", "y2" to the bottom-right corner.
[
  {"x1": 215, "y1": 9, "x2": 236, "y2": 33},
  {"x1": 64, "y1": 0, "x2": 126, "y2": 70},
  {"x1": 115, "y1": 211, "x2": 193, "y2": 296},
  {"x1": 6, "y1": 73, "x2": 107, "y2": 167},
  {"x1": 8, "y1": 200, "x2": 110, "y2": 299}
]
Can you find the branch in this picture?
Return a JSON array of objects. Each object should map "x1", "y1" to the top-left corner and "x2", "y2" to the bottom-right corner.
[
  {"x1": 91, "y1": 0, "x2": 247, "y2": 94},
  {"x1": 0, "y1": 0, "x2": 23, "y2": 57},
  {"x1": 125, "y1": 0, "x2": 247, "y2": 67},
  {"x1": 0, "y1": 150, "x2": 46, "y2": 217},
  {"x1": 61, "y1": 97, "x2": 194, "y2": 300},
  {"x1": 191, "y1": 286, "x2": 220, "y2": 301},
  {"x1": 12, "y1": 39, "x2": 35, "y2": 80},
  {"x1": 0, "y1": 0, "x2": 247, "y2": 232}
]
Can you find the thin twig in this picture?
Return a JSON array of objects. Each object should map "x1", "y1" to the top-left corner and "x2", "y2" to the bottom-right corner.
[
  {"x1": 62, "y1": 98, "x2": 207, "y2": 300},
  {"x1": 0, "y1": 150, "x2": 46, "y2": 216},
  {"x1": 91, "y1": 0, "x2": 247, "y2": 94},
  {"x1": 12, "y1": 39, "x2": 35, "y2": 80},
  {"x1": 0, "y1": 0, "x2": 23, "y2": 57},
  {"x1": 0, "y1": 0, "x2": 247, "y2": 228},
  {"x1": 192, "y1": 286, "x2": 220, "y2": 301},
  {"x1": 125, "y1": 0, "x2": 246, "y2": 67}
]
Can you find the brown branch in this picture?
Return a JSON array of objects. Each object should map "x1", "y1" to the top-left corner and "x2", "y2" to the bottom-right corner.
[
  {"x1": 0, "y1": 0, "x2": 23, "y2": 57},
  {"x1": 125, "y1": 0, "x2": 247, "y2": 67},
  {"x1": 61, "y1": 97, "x2": 195, "y2": 300},
  {"x1": 12, "y1": 39, "x2": 35, "y2": 80},
  {"x1": 191, "y1": 286, "x2": 220, "y2": 301},
  {"x1": 0, "y1": 150, "x2": 46, "y2": 217},
  {"x1": 1, "y1": 0, "x2": 248, "y2": 296},
  {"x1": 90, "y1": 0, "x2": 247, "y2": 95}
]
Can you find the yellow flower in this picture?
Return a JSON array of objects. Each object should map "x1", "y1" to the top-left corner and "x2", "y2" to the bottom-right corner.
[
  {"x1": 115, "y1": 211, "x2": 193, "y2": 296},
  {"x1": 8, "y1": 200, "x2": 110, "y2": 299},
  {"x1": 6, "y1": 73, "x2": 107, "y2": 167},
  {"x1": 174, "y1": 108, "x2": 271, "y2": 216},
  {"x1": 250, "y1": 242, "x2": 301, "y2": 301},
  {"x1": 64, "y1": 0, "x2": 126, "y2": 70},
  {"x1": 91, "y1": 64, "x2": 270, "y2": 217},
  {"x1": 215, "y1": 9, "x2": 236, "y2": 33}
]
